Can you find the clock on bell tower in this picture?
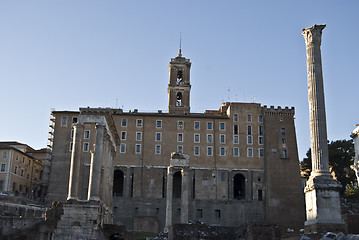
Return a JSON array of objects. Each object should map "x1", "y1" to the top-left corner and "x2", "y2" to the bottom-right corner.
[{"x1": 168, "y1": 48, "x2": 191, "y2": 114}]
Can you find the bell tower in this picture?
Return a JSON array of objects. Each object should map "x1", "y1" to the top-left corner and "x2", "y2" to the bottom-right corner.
[{"x1": 168, "y1": 48, "x2": 191, "y2": 114}]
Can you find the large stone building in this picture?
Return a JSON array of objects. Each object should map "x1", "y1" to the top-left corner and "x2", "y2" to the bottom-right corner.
[
  {"x1": 0, "y1": 142, "x2": 46, "y2": 202},
  {"x1": 46, "y1": 49, "x2": 305, "y2": 233}
]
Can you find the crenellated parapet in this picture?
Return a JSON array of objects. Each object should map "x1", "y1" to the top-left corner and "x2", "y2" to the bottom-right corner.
[{"x1": 262, "y1": 105, "x2": 295, "y2": 116}]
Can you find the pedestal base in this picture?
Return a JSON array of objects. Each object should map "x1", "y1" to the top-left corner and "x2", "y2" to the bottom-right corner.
[{"x1": 304, "y1": 175, "x2": 346, "y2": 234}]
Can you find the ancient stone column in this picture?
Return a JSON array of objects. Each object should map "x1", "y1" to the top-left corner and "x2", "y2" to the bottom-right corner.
[
  {"x1": 302, "y1": 24, "x2": 345, "y2": 233},
  {"x1": 303, "y1": 24, "x2": 331, "y2": 177},
  {"x1": 87, "y1": 123, "x2": 104, "y2": 201},
  {"x1": 180, "y1": 167, "x2": 190, "y2": 224},
  {"x1": 67, "y1": 123, "x2": 83, "y2": 200},
  {"x1": 164, "y1": 166, "x2": 173, "y2": 232}
]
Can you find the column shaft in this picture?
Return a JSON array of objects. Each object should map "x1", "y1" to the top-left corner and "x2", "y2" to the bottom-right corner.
[
  {"x1": 67, "y1": 123, "x2": 83, "y2": 200},
  {"x1": 303, "y1": 24, "x2": 330, "y2": 176},
  {"x1": 180, "y1": 167, "x2": 190, "y2": 224},
  {"x1": 88, "y1": 124, "x2": 105, "y2": 201},
  {"x1": 165, "y1": 167, "x2": 173, "y2": 232}
]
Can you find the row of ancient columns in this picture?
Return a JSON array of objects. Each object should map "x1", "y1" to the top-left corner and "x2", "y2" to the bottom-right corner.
[{"x1": 67, "y1": 123, "x2": 105, "y2": 201}]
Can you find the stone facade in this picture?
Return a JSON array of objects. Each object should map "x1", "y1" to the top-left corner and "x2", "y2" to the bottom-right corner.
[
  {"x1": 0, "y1": 142, "x2": 46, "y2": 202},
  {"x1": 46, "y1": 50, "x2": 305, "y2": 234}
]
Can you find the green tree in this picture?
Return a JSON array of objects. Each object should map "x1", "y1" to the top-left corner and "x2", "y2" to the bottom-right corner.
[{"x1": 300, "y1": 139, "x2": 356, "y2": 194}]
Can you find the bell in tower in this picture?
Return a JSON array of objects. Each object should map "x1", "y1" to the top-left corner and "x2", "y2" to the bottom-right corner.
[{"x1": 168, "y1": 48, "x2": 191, "y2": 114}]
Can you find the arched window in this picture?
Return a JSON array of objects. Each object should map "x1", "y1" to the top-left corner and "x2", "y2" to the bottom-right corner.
[
  {"x1": 176, "y1": 92, "x2": 182, "y2": 106},
  {"x1": 177, "y1": 71, "x2": 183, "y2": 83},
  {"x1": 173, "y1": 171, "x2": 182, "y2": 198},
  {"x1": 233, "y1": 173, "x2": 246, "y2": 200},
  {"x1": 113, "y1": 169, "x2": 124, "y2": 197}
]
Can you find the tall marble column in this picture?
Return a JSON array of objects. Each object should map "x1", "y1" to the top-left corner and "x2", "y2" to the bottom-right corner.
[
  {"x1": 302, "y1": 24, "x2": 345, "y2": 233},
  {"x1": 180, "y1": 167, "x2": 190, "y2": 224},
  {"x1": 164, "y1": 167, "x2": 173, "y2": 233},
  {"x1": 67, "y1": 123, "x2": 83, "y2": 200},
  {"x1": 87, "y1": 123, "x2": 104, "y2": 201}
]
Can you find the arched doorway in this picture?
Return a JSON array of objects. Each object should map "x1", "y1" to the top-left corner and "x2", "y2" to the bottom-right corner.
[{"x1": 233, "y1": 173, "x2": 246, "y2": 200}]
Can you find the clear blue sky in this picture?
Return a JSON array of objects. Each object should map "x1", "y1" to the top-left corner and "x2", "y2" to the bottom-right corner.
[{"x1": 0, "y1": 1, "x2": 358, "y2": 161}]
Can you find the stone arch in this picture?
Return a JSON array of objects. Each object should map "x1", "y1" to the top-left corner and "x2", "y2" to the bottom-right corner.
[
  {"x1": 233, "y1": 173, "x2": 246, "y2": 200},
  {"x1": 173, "y1": 171, "x2": 182, "y2": 198},
  {"x1": 113, "y1": 169, "x2": 124, "y2": 197}
]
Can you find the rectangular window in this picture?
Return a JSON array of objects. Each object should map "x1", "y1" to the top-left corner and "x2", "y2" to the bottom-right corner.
[
  {"x1": 221, "y1": 172, "x2": 226, "y2": 181},
  {"x1": 207, "y1": 122, "x2": 213, "y2": 130},
  {"x1": 207, "y1": 134, "x2": 213, "y2": 144},
  {"x1": 259, "y1": 136, "x2": 264, "y2": 145},
  {"x1": 178, "y1": 120, "x2": 184, "y2": 129},
  {"x1": 177, "y1": 133, "x2": 183, "y2": 142},
  {"x1": 219, "y1": 122, "x2": 225, "y2": 130},
  {"x1": 20, "y1": 169, "x2": 24, "y2": 177},
  {"x1": 72, "y1": 117, "x2": 78, "y2": 123},
  {"x1": 121, "y1": 119, "x2": 127, "y2": 127},
  {"x1": 120, "y1": 143, "x2": 126, "y2": 153},
  {"x1": 22, "y1": 157, "x2": 25, "y2": 164},
  {"x1": 136, "y1": 119, "x2": 143, "y2": 128},
  {"x1": 259, "y1": 148, "x2": 264, "y2": 157},
  {"x1": 12, "y1": 182, "x2": 16, "y2": 191},
  {"x1": 258, "y1": 189, "x2": 263, "y2": 201},
  {"x1": 2, "y1": 151, "x2": 7, "y2": 159},
  {"x1": 233, "y1": 135, "x2": 239, "y2": 144},
  {"x1": 83, "y1": 142, "x2": 89, "y2": 152},
  {"x1": 281, "y1": 128, "x2": 286, "y2": 135},
  {"x1": 220, "y1": 134, "x2": 226, "y2": 144},
  {"x1": 0, "y1": 163, "x2": 5, "y2": 172},
  {"x1": 156, "y1": 120, "x2": 162, "y2": 128},
  {"x1": 207, "y1": 146, "x2": 213, "y2": 156},
  {"x1": 61, "y1": 116, "x2": 68, "y2": 127},
  {"x1": 121, "y1": 131, "x2": 127, "y2": 140},
  {"x1": 233, "y1": 113, "x2": 238, "y2": 122},
  {"x1": 135, "y1": 144, "x2": 141, "y2": 154},
  {"x1": 282, "y1": 150, "x2": 287, "y2": 158},
  {"x1": 177, "y1": 145, "x2": 183, "y2": 153},
  {"x1": 233, "y1": 147, "x2": 239, "y2": 157},
  {"x1": 155, "y1": 145, "x2": 161, "y2": 154},
  {"x1": 14, "y1": 165, "x2": 18, "y2": 174},
  {"x1": 247, "y1": 136, "x2": 253, "y2": 144},
  {"x1": 282, "y1": 138, "x2": 286, "y2": 144},
  {"x1": 197, "y1": 209, "x2": 203, "y2": 218},
  {"x1": 215, "y1": 209, "x2": 221, "y2": 219},
  {"x1": 247, "y1": 148, "x2": 253, "y2": 157},
  {"x1": 233, "y1": 125, "x2": 239, "y2": 134},
  {"x1": 258, "y1": 115, "x2": 263, "y2": 123},
  {"x1": 28, "y1": 159, "x2": 31, "y2": 166},
  {"x1": 247, "y1": 114, "x2": 252, "y2": 122},
  {"x1": 194, "y1": 134, "x2": 200, "y2": 143},
  {"x1": 194, "y1": 146, "x2": 200, "y2": 156},
  {"x1": 69, "y1": 142, "x2": 73, "y2": 152},
  {"x1": 84, "y1": 130, "x2": 90, "y2": 139},
  {"x1": 220, "y1": 147, "x2": 226, "y2": 156},
  {"x1": 194, "y1": 121, "x2": 200, "y2": 130},
  {"x1": 259, "y1": 126, "x2": 263, "y2": 135},
  {"x1": 27, "y1": 174, "x2": 29, "y2": 180},
  {"x1": 136, "y1": 132, "x2": 142, "y2": 141},
  {"x1": 247, "y1": 126, "x2": 252, "y2": 135},
  {"x1": 156, "y1": 132, "x2": 162, "y2": 142}
]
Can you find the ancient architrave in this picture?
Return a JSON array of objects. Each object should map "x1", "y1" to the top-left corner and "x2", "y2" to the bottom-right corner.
[{"x1": 302, "y1": 24, "x2": 346, "y2": 233}]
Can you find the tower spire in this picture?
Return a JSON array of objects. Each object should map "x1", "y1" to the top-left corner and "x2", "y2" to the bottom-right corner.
[{"x1": 178, "y1": 32, "x2": 182, "y2": 57}]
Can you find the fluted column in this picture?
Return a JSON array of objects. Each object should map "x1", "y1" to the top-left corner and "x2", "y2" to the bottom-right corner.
[
  {"x1": 88, "y1": 123, "x2": 105, "y2": 201},
  {"x1": 164, "y1": 167, "x2": 173, "y2": 232},
  {"x1": 67, "y1": 123, "x2": 83, "y2": 200},
  {"x1": 302, "y1": 24, "x2": 330, "y2": 177}
]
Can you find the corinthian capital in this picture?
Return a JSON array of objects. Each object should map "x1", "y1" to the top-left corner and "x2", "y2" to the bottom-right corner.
[{"x1": 302, "y1": 24, "x2": 326, "y2": 45}]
